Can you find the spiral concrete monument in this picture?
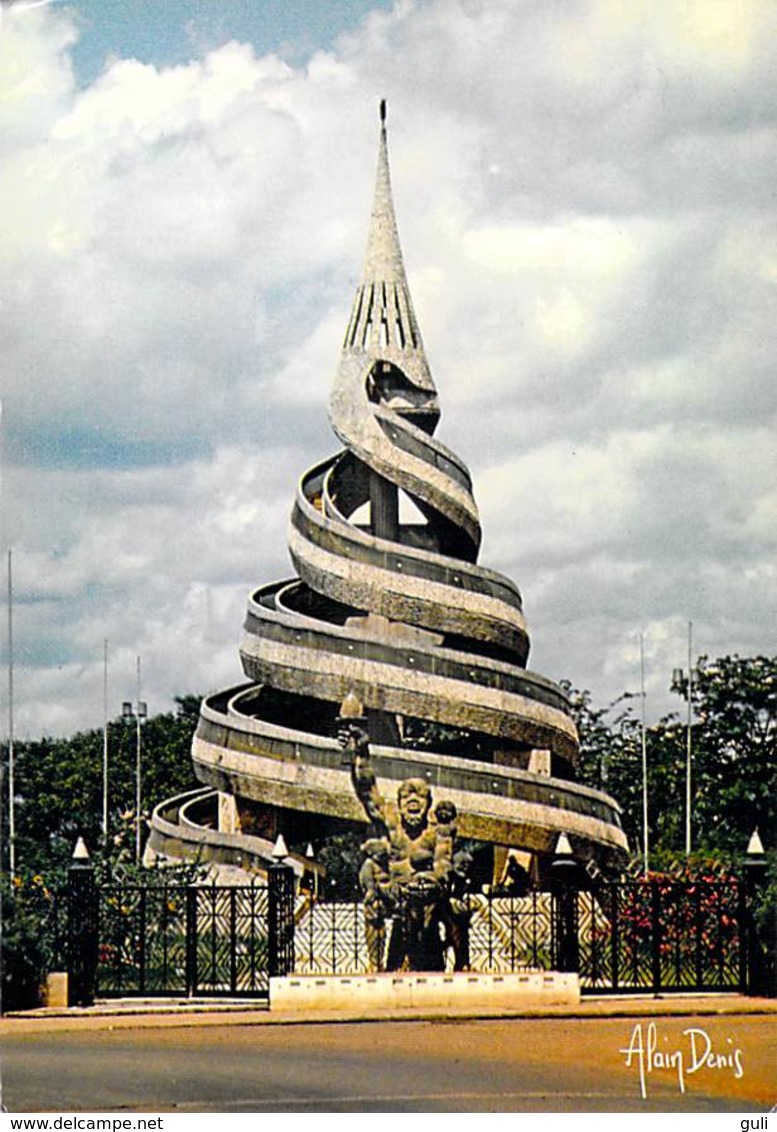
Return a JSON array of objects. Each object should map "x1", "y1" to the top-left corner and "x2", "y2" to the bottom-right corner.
[{"x1": 149, "y1": 106, "x2": 628, "y2": 880}]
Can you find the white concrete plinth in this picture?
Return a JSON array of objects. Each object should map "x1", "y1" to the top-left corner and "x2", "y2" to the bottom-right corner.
[{"x1": 270, "y1": 970, "x2": 579, "y2": 1012}]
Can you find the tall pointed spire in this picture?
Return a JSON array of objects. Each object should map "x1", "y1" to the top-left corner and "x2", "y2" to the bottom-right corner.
[
  {"x1": 338, "y1": 101, "x2": 439, "y2": 432},
  {"x1": 360, "y1": 100, "x2": 410, "y2": 287}
]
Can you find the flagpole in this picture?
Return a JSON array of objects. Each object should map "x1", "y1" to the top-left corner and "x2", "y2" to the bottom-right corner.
[
  {"x1": 7, "y1": 549, "x2": 16, "y2": 880},
  {"x1": 135, "y1": 655, "x2": 142, "y2": 863},
  {"x1": 102, "y1": 638, "x2": 109, "y2": 844},
  {"x1": 640, "y1": 632, "x2": 649, "y2": 877},
  {"x1": 685, "y1": 620, "x2": 693, "y2": 855}
]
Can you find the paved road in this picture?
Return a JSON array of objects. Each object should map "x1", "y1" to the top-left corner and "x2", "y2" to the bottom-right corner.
[{"x1": 2, "y1": 1015, "x2": 774, "y2": 1112}]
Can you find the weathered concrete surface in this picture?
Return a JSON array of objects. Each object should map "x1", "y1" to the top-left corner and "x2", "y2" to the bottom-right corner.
[
  {"x1": 191, "y1": 731, "x2": 628, "y2": 859},
  {"x1": 163, "y1": 110, "x2": 628, "y2": 874}
]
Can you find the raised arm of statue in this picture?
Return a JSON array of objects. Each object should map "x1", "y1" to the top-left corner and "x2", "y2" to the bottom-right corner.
[
  {"x1": 339, "y1": 721, "x2": 388, "y2": 833},
  {"x1": 352, "y1": 751, "x2": 388, "y2": 832}
]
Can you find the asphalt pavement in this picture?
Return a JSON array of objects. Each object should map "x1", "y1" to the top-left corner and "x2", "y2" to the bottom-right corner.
[{"x1": 1, "y1": 996, "x2": 774, "y2": 1113}]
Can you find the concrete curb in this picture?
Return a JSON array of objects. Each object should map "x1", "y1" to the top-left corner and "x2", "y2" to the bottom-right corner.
[{"x1": 2, "y1": 995, "x2": 775, "y2": 1035}]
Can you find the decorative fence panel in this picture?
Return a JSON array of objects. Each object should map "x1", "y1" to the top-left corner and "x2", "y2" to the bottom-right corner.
[
  {"x1": 58, "y1": 871, "x2": 760, "y2": 1002},
  {"x1": 295, "y1": 896, "x2": 370, "y2": 975},
  {"x1": 291, "y1": 880, "x2": 748, "y2": 994},
  {"x1": 579, "y1": 880, "x2": 745, "y2": 995},
  {"x1": 190, "y1": 884, "x2": 270, "y2": 997},
  {"x1": 293, "y1": 891, "x2": 555, "y2": 976},
  {"x1": 96, "y1": 883, "x2": 270, "y2": 998},
  {"x1": 97, "y1": 884, "x2": 188, "y2": 996},
  {"x1": 467, "y1": 892, "x2": 553, "y2": 973}
]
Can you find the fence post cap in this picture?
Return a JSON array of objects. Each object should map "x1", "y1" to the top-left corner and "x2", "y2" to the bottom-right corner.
[
  {"x1": 272, "y1": 834, "x2": 289, "y2": 861},
  {"x1": 72, "y1": 836, "x2": 90, "y2": 863}
]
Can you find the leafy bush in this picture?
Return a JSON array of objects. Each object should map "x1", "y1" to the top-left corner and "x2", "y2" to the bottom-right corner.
[{"x1": 1, "y1": 877, "x2": 53, "y2": 1012}]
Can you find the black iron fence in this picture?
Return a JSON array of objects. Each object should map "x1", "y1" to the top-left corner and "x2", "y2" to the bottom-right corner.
[
  {"x1": 97, "y1": 884, "x2": 187, "y2": 996},
  {"x1": 293, "y1": 878, "x2": 767, "y2": 995},
  {"x1": 58, "y1": 865, "x2": 293, "y2": 1005},
  {"x1": 295, "y1": 890, "x2": 366, "y2": 976},
  {"x1": 579, "y1": 879, "x2": 746, "y2": 994},
  {"x1": 49, "y1": 867, "x2": 771, "y2": 1004},
  {"x1": 96, "y1": 882, "x2": 271, "y2": 998}
]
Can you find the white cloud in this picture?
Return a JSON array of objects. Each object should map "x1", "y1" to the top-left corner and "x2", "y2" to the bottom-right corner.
[{"x1": 1, "y1": 0, "x2": 776, "y2": 738}]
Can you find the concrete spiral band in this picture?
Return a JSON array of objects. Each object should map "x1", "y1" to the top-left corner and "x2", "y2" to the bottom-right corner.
[{"x1": 150, "y1": 112, "x2": 628, "y2": 873}]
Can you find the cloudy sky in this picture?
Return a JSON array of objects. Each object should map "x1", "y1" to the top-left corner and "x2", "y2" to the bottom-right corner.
[{"x1": 2, "y1": 0, "x2": 775, "y2": 740}]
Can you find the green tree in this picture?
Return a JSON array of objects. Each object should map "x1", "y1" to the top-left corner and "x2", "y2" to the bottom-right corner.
[
  {"x1": 2, "y1": 695, "x2": 203, "y2": 883},
  {"x1": 563, "y1": 684, "x2": 645, "y2": 853},
  {"x1": 569, "y1": 654, "x2": 775, "y2": 864},
  {"x1": 672, "y1": 655, "x2": 775, "y2": 851}
]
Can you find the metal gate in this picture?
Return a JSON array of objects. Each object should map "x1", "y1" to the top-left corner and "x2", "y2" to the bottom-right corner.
[
  {"x1": 292, "y1": 880, "x2": 752, "y2": 994},
  {"x1": 61, "y1": 871, "x2": 762, "y2": 1001},
  {"x1": 96, "y1": 882, "x2": 270, "y2": 998},
  {"x1": 293, "y1": 890, "x2": 556, "y2": 976},
  {"x1": 579, "y1": 879, "x2": 746, "y2": 995}
]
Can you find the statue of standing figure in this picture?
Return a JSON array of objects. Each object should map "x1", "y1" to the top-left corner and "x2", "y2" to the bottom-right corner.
[{"x1": 338, "y1": 710, "x2": 471, "y2": 972}]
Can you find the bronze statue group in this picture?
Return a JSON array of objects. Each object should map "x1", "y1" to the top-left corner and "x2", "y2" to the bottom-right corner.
[{"x1": 340, "y1": 717, "x2": 473, "y2": 972}]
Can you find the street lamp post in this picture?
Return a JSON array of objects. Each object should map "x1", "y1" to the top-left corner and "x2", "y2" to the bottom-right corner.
[
  {"x1": 639, "y1": 633, "x2": 649, "y2": 877},
  {"x1": 122, "y1": 655, "x2": 147, "y2": 863}
]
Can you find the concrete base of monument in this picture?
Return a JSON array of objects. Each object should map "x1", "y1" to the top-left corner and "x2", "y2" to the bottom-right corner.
[{"x1": 270, "y1": 970, "x2": 579, "y2": 1012}]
